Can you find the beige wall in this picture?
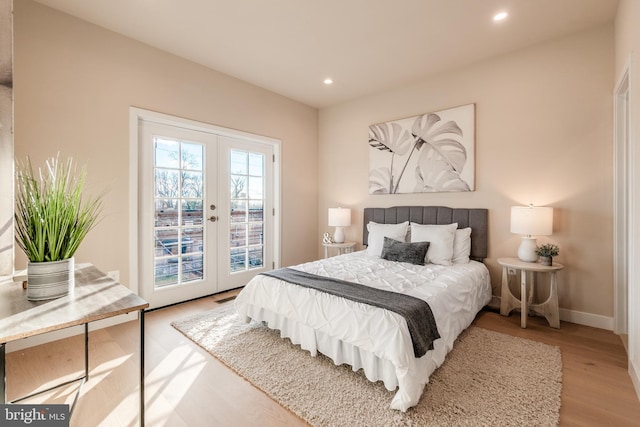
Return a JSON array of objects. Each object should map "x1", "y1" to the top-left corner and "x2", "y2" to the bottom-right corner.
[
  {"x1": 13, "y1": 0, "x2": 319, "y2": 286},
  {"x1": 9, "y1": 0, "x2": 620, "y2": 322},
  {"x1": 319, "y1": 25, "x2": 614, "y2": 317},
  {"x1": 0, "y1": 0, "x2": 12, "y2": 276},
  {"x1": 615, "y1": 0, "x2": 640, "y2": 398}
]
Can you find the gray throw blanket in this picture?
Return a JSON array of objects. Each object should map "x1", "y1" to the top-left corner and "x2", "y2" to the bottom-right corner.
[{"x1": 260, "y1": 268, "x2": 440, "y2": 358}]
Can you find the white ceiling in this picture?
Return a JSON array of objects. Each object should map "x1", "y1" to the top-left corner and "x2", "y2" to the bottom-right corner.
[{"x1": 34, "y1": 0, "x2": 619, "y2": 108}]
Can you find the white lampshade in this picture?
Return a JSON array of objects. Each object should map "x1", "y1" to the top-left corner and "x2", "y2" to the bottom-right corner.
[
  {"x1": 510, "y1": 205, "x2": 553, "y2": 262},
  {"x1": 328, "y1": 208, "x2": 351, "y2": 227},
  {"x1": 510, "y1": 206, "x2": 553, "y2": 236},
  {"x1": 328, "y1": 207, "x2": 351, "y2": 243}
]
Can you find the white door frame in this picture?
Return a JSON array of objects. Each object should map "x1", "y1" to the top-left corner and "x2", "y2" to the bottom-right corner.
[
  {"x1": 614, "y1": 57, "x2": 632, "y2": 336},
  {"x1": 129, "y1": 107, "x2": 281, "y2": 297}
]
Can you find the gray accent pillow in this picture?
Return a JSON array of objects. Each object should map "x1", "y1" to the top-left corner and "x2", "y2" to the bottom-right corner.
[{"x1": 380, "y1": 237, "x2": 431, "y2": 266}]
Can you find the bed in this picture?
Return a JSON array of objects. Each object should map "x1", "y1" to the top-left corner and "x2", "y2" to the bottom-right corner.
[{"x1": 234, "y1": 206, "x2": 491, "y2": 411}]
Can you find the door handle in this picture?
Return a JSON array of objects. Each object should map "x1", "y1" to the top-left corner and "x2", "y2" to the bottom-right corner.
[{"x1": 208, "y1": 216, "x2": 218, "y2": 222}]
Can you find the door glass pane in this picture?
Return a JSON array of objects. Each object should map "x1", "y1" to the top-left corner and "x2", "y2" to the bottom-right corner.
[
  {"x1": 249, "y1": 247, "x2": 263, "y2": 268},
  {"x1": 231, "y1": 200, "x2": 247, "y2": 223},
  {"x1": 153, "y1": 137, "x2": 205, "y2": 288},
  {"x1": 155, "y1": 169, "x2": 179, "y2": 198},
  {"x1": 155, "y1": 258, "x2": 178, "y2": 287},
  {"x1": 249, "y1": 200, "x2": 263, "y2": 221},
  {"x1": 155, "y1": 229, "x2": 179, "y2": 256},
  {"x1": 182, "y1": 171, "x2": 202, "y2": 197},
  {"x1": 228, "y1": 149, "x2": 265, "y2": 273},
  {"x1": 230, "y1": 175, "x2": 247, "y2": 198},
  {"x1": 248, "y1": 223, "x2": 263, "y2": 245},
  {"x1": 182, "y1": 200, "x2": 203, "y2": 226},
  {"x1": 230, "y1": 248, "x2": 246, "y2": 272},
  {"x1": 182, "y1": 143, "x2": 203, "y2": 170},
  {"x1": 155, "y1": 199, "x2": 179, "y2": 227},
  {"x1": 249, "y1": 153, "x2": 263, "y2": 176},
  {"x1": 230, "y1": 224, "x2": 247, "y2": 247},
  {"x1": 230, "y1": 151, "x2": 248, "y2": 174},
  {"x1": 155, "y1": 139, "x2": 180, "y2": 168},
  {"x1": 182, "y1": 254, "x2": 203, "y2": 282},
  {"x1": 183, "y1": 227, "x2": 203, "y2": 255},
  {"x1": 248, "y1": 177, "x2": 263, "y2": 199}
]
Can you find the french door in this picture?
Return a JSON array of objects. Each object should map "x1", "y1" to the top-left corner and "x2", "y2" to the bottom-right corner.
[{"x1": 139, "y1": 121, "x2": 274, "y2": 309}]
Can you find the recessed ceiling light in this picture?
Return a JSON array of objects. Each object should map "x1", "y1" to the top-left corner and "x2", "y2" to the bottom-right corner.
[
  {"x1": 493, "y1": 11, "x2": 508, "y2": 22},
  {"x1": 323, "y1": 78, "x2": 333, "y2": 85}
]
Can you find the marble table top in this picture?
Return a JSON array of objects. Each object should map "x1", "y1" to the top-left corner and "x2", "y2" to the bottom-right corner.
[{"x1": 0, "y1": 264, "x2": 149, "y2": 344}]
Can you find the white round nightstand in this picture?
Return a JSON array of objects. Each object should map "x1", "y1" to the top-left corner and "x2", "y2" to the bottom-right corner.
[
  {"x1": 322, "y1": 241, "x2": 356, "y2": 258},
  {"x1": 498, "y1": 257, "x2": 564, "y2": 329}
]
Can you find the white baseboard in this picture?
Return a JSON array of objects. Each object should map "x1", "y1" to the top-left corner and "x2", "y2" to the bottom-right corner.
[
  {"x1": 628, "y1": 359, "x2": 640, "y2": 400},
  {"x1": 491, "y1": 296, "x2": 614, "y2": 330},
  {"x1": 6, "y1": 312, "x2": 138, "y2": 353},
  {"x1": 631, "y1": 360, "x2": 640, "y2": 401},
  {"x1": 630, "y1": 358, "x2": 640, "y2": 402},
  {"x1": 559, "y1": 308, "x2": 614, "y2": 330}
]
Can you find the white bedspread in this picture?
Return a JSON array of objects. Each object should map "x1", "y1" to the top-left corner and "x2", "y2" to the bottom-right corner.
[{"x1": 234, "y1": 251, "x2": 492, "y2": 411}]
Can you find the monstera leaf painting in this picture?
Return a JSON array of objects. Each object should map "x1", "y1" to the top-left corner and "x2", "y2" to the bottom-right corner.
[{"x1": 369, "y1": 104, "x2": 475, "y2": 194}]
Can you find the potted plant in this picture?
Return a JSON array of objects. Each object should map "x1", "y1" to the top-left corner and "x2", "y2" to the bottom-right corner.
[
  {"x1": 535, "y1": 243, "x2": 559, "y2": 266},
  {"x1": 14, "y1": 154, "x2": 103, "y2": 301}
]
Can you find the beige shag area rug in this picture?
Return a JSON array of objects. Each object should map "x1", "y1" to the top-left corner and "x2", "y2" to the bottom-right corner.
[{"x1": 172, "y1": 303, "x2": 562, "y2": 427}]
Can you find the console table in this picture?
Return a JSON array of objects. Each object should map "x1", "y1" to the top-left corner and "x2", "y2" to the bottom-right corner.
[
  {"x1": 0, "y1": 264, "x2": 149, "y2": 425},
  {"x1": 498, "y1": 257, "x2": 564, "y2": 329}
]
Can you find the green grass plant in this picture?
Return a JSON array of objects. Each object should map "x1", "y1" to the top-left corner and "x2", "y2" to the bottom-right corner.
[{"x1": 15, "y1": 154, "x2": 103, "y2": 262}]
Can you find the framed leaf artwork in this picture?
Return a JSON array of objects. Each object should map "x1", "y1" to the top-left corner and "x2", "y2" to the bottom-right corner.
[{"x1": 368, "y1": 103, "x2": 475, "y2": 194}]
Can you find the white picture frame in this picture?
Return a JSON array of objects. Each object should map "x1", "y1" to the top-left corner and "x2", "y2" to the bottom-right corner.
[{"x1": 369, "y1": 103, "x2": 475, "y2": 194}]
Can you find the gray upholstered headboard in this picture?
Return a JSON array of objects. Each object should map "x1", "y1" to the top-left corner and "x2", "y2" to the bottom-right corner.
[{"x1": 363, "y1": 206, "x2": 488, "y2": 261}]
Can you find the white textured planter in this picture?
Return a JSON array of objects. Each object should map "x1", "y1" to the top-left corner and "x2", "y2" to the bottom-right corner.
[
  {"x1": 540, "y1": 256, "x2": 553, "y2": 266},
  {"x1": 27, "y1": 257, "x2": 75, "y2": 301}
]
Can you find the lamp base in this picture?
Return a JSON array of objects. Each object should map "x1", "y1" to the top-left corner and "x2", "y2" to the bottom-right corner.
[
  {"x1": 517, "y1": 237, "x2": 538, "y2": 262},
  {"x1": 333, "y1": 227, "x2": 345, "y2": 243}
]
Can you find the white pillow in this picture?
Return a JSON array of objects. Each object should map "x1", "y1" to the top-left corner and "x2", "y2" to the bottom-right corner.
[
  {"x1": 452, "y1": 227, "x2": 472, "y2": 264},
  {"x1": 410, "y1": 222, "x2": 458, "y2": 266},
  {"x1": 366, "y1": 221, "x2": 409, "y2": 257}
]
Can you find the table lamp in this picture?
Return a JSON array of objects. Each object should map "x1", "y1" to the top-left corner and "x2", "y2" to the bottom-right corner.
[
  {"x1": 328, "y1": 207, "x2": 351, "y2": 243},
  {"x1": 510, "y1": 205, "x2": 553, "y2": 262}
]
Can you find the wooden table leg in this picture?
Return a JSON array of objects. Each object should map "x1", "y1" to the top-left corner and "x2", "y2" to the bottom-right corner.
[
  {"x1": 501, "y1": 266, "x2": 521, "y2": 317},
  {"x1": 500, "y1": 266, "x2": 509, "y2": 315},
  {"x1": 530, "y1": 272, "x2": 560, "y2": 328},
  {"x1": 547, "y1": 272, "x2": 560, "y2": 328}
]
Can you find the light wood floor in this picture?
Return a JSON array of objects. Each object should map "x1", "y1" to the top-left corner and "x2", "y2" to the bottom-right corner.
[{"x1": 6, "y1": 293, "x2": 640, "y2": 426}]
